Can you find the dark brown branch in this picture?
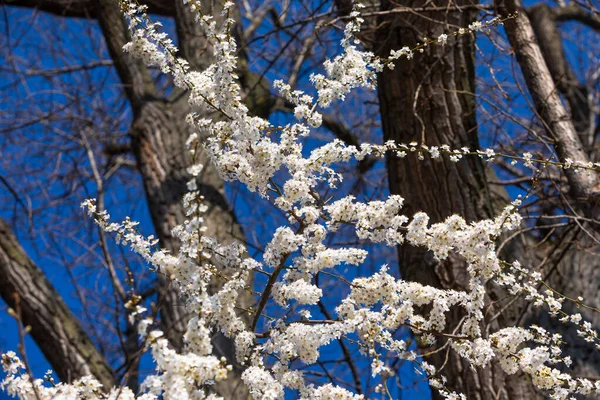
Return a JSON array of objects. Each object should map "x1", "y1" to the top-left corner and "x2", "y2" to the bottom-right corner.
[
  {"x1": 17, "y1": 60, "x2": 114, "y2": 77},
  {"x1": 528, "y1": 4, "x2": 591, "y2": 138},
  {"x1": 4, "y1": 0, "x2": 176, "y2": 19},
  {"x1": 104, "y1": 142, "x2": 132, "y2": 157},
  {"x1": 554, "y1": 4, "x2": 600, "y2": 31},
  {"x1": 94, "y1": 0, "x2": 157, "y2": 108},
  {"x1": 496, "y1": 0, "x2": 600, "y2": 216},
  {"x1": 0, "y1": 219, "x2": 115, "y2": 389}
]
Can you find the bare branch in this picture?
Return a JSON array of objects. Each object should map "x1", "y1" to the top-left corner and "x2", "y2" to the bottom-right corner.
[{"x1": 554, "y1": 4, "x2": 600, "y2": 31}]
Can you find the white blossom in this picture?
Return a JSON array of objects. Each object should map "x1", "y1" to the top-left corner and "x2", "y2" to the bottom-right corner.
[{"x1": 3, "y1": 3, "x2": 599, "y2": 400}]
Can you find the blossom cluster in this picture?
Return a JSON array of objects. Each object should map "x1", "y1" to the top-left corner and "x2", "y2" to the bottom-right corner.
[{"x1": 2, "y1": 1, "x2": 599, "y2": 400}]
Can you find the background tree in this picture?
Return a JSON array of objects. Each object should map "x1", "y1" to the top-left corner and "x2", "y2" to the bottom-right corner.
[
  {"x1": 372, "y1": 0, "x2": 600, "y2": 397},
  {"x1": 1, "y1": 0, "x2": 599, "y2": 398},
  {"x1": 374, "y1": 2, "x2": 537, "y2": 398}
]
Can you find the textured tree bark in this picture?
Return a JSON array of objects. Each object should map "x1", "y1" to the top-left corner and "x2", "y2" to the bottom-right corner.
[
  {"x1": 1, "y1": 1, "x2": 259, "y2": 397},
  {"x1": 497, "y1": 0, "x2": 600, "y2": 383},
  {"x1": 0, "y1": 219, "x2": 116, "y2": 389},
  {"x1": 94, "y1": 1, "x2": 254, "y2": 397},
  {"x1": 496, "y1": 0, "x2": 599, "y2": 216},
  {"x1": 374, "y1": 1, "x2": 539, "y2": 398}
]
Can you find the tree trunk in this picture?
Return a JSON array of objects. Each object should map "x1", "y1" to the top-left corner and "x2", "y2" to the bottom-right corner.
[
  {"x1": 94, "y1": 1, "x2": 254, "y2": 397},
  {"x1": 527, "y1": 4, "x2": 591, "y2": 141},
  {"x1": 129, "y1": 97, "x2": 251, "y2": 381},
  {"x1": 497, "y1": 0, "x2": 600, "y2": 383},
  {"x1": 374, "y1": 1, "x2": 538, "y2": 398},
  {"x1": 0, "y1": 219, "x2": 115, "y2": 389},
  {"x1": 495, "y1": 0, "x2": 599, "y2": 213},
  {"x1": 2, "y1": 1, "x2": 259, "y2": 397}
]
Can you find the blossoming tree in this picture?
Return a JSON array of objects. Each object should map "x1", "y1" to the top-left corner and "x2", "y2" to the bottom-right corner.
[{"x1": 1, "y1": 0, "x2": 600, "y2": 399}]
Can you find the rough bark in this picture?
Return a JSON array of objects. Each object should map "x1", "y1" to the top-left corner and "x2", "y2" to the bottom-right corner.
[
  {"x1": 0, "y1": 219, "x2": 116, "y2": 389},
  {"x1": 530, "y1": 230, "x2": 600, "y2": 380},
  {"x1": 496, "y1": 0, "x2": 599, "y2": 217},
  {"x1": 2, "y1": 1, "x2": 261, "y2": 397},
  {"x1": 5, "y1": 0, "x2": 177, "y2": 18},
  {"x1": 374, "y1": 1, "x2": 538, "y2": 398},
  {"x1": 94, "y1": 0, "x2": 254, "y2": 397},
  {"x1": 527, "y1": 4, "x2": 592, "y2": 145},
  {"x1": 499, "y1": 0, "x2": 600, "y2": 382}
]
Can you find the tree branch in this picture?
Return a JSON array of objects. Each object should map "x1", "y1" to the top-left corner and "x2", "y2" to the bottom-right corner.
[
  {"x1": 528, "y1": 4, "x2": 592, "y2": 140},
  {"x1": 496, "y1": 0, "x2": 600, "y2": 216},
  {"x1": 4, "y1": 0, "x2": 176, "y2": 19},
  {"x1": 554, "y1": 4, "x2": 600, "y2": 31},
  {"x1": 321, "y1": 114, "x2": 377, "y2": 174},
  {"x1": 94, "y1": 0, "x2": 157, "y2": 108},
  {"x1": 0, "y1": 219, "x2": 115, "y2": 389}
]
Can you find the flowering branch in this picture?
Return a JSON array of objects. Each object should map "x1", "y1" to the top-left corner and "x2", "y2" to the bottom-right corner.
[{"x1": 3, "y1": 2, "x2": 600, "y2": 400}]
